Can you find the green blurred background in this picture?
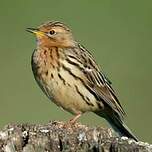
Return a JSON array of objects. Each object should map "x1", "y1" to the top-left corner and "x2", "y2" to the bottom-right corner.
[{"x1": 0, "y1": 0, "x2": 151, "y2": 142}]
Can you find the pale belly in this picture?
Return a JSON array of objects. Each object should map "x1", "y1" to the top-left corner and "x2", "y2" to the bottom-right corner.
[{"x1": 35, "y1": 68, "x2": 99, "y2": 115}]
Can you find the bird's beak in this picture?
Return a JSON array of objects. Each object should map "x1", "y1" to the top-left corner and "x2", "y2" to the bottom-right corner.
[{"x1": 26, "y1": 28, "x2": 44, "y2": 37}]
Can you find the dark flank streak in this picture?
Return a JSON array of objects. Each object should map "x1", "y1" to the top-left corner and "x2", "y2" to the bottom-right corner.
[
  {"x1": 75, "y1": 85, "x2": 85, "y2": 101},
  {"x1": 67, "y1": 83, "x2": 71, "y2": 87},
  {"x1": 45, "y1": 71, "x2": 48, "y2": 76},
  {"x1": 62, "y1": 64, "x2": 80, "y2": 80},
  {"x1": 51, "y1": 73, "x2": 54, "y2": 78},
  {"x1": 75, "y1": 85, "x2": 94, "y2": 106},
  {"x1": 58, "y1": 73, "x2": 66, "y2": 85},
  {"x1": 84, "y1": 84, "x2": 101, "y2": 101},
  {"x1": 62, "y1": 64, "x2": 100, "y2": 102}
]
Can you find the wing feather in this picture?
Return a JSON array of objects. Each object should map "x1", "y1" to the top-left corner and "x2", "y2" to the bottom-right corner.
[{"x1": 66, "y1": 44, "x2": 126, "y2": 119}]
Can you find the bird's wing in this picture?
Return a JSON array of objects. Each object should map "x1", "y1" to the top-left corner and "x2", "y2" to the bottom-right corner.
[{"x1": 66, "y1": 44, "x2": 125, "y2": 119}]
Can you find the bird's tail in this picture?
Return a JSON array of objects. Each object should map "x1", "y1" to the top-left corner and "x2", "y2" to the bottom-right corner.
[{"x1": 95, "y1": 112, "x2": 138, "y2": 142}]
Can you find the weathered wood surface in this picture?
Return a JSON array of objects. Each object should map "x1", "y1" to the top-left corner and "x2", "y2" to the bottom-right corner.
[{"x1": 0, "y1": 121, "x2": 151, "y2": 152}]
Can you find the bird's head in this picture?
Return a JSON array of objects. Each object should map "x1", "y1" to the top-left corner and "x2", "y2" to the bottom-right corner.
[{"x1": 26, "y1": 21, "x2": 76, "y2": 48}]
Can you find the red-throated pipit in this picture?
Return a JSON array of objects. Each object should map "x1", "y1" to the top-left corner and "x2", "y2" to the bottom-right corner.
[{"x1": 27, "y1": 21, "x2": 138, "y2": 141}]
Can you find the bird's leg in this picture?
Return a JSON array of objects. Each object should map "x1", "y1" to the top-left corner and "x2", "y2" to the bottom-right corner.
[
  {"x1": 63, "y1": 113, "x2": 81, "y2": 128},
  {"x1": 69, "y1": 113, "x2": 81, "y2": 125}
]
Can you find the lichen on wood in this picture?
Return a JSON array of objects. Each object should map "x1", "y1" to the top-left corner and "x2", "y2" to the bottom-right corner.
[{"x1": 0, "y1": 121, "x2": 151, "y2": 152}]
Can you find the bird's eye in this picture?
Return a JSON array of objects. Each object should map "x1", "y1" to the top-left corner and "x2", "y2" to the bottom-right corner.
[{"x1": 49, "y1": 30, "x2": 55, "y2": 35}]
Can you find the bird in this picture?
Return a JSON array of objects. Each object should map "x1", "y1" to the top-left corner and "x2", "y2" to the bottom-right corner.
[{"x1": 26, "y1": 21, "x2": 138, "y2": 141}]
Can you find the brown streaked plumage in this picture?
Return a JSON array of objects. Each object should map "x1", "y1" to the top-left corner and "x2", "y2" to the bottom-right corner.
[{"x1": 27, "y1": 21, "x2": 138, "y2": 141}]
